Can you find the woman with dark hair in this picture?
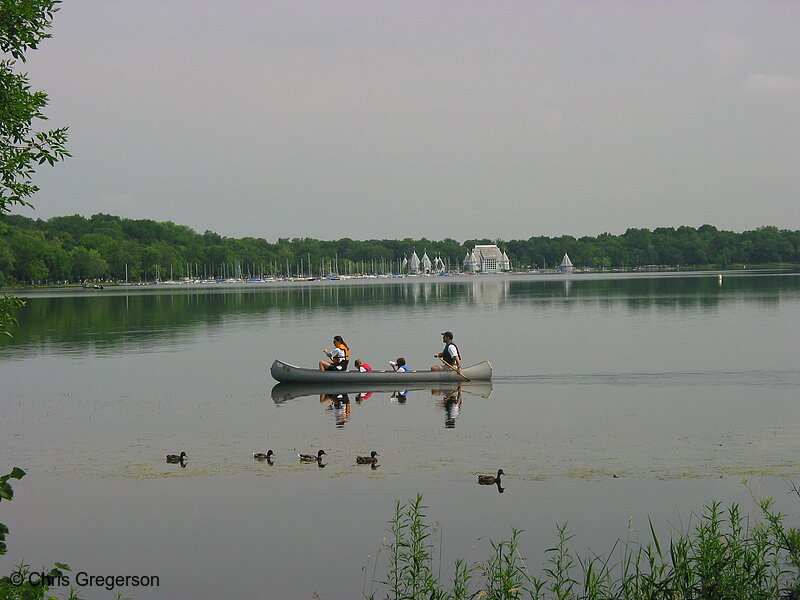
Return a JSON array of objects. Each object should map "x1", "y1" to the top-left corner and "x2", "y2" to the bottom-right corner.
[{"x1": 319, "y1": 335, "x2": 350, "y2": 371}]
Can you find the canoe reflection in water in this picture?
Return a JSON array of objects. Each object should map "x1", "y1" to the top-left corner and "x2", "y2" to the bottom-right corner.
[
  {"x1": 271, "y1": 381, "x2": 492, "y2": 403},
  {"x1": 271, "y1": 381, "x2": 491, "y2": 429}
]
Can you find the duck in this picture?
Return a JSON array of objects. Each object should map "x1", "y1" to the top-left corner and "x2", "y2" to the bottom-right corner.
[
  {"x1": 253, "y1": 450, "x2": 274, "y2": 461},
  {"x1": 299, "y1": 449, "x2": 326, "y2": 462},
  {"x1": 356, "y1": 451, "x2": 380, "y2": 464},
  {"x1": 166, "y1": 451, "x2": 187, "y2": 463},
  {"x1": 477, "y1": 468, "x2": 504, "y2": 485}
]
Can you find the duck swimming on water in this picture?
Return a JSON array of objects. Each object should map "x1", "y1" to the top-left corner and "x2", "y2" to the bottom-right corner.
[
  {"x1": 299, "y1": 449, "x2": 326, "y2": 462},
  {"x1": 254, "y1": 450, "x2": 274, "y2": 461},
  {"x1": 356, "y1": 451, "x2": 379, "y2": 464},
  {"x1": 477, "y1": 469, "x2": 504, "y2": 485},
  {"x1": 166, "y1": 452, "x2": 187, "y2": 463}
]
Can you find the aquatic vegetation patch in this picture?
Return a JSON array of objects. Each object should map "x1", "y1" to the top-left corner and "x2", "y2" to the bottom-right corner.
[
  {"x1": 563, "y1": 469, "x2": 619, "y2": 480},
  {"x1": 364, "y1": 492, "x2": 800, "y2": 599},
  {"x1": 716, "y1": 462, "x2": 800, "y2": 478},
  {"x1": 654, "y1": 469, "x2": 706, "y2": 480}
]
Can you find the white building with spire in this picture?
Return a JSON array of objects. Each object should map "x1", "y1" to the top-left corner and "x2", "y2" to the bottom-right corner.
[
  {"x1": 463, "y1": 245, "x2": 511, "y2": 273},
  {"x1": 433, "y1": 256, "x2": 446, "y2": 273},
  {"x1": 559, "y1": 253, "x2": 574, "y2": 272},
  {"x1": 409, "y1": 251, "x2": 420, "y2": 274},
  {"x1": 421, "y1": 252, "x2": 432, "y2": 273},
  {"x1": 464, "y1": 251, "x2": 475, "y2": 271}
]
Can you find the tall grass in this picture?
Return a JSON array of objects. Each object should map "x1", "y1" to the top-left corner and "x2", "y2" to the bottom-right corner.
[{"x1": 365, "y1": 493, "x2": 800, "y2": 599}]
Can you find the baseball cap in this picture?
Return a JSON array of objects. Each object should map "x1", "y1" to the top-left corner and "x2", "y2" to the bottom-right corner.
[{"x1": 441, "y1": 331, "x2": 454, "y2": 338}]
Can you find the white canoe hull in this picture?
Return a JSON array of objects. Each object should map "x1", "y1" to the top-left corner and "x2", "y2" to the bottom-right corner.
[{"x1": 270, "y1": 359, "x2": 492, "y2": 384}]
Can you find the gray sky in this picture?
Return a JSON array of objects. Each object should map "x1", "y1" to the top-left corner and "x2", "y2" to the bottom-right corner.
[{"x1": 19, "y1": 1, "x2": 800, "y2": 242}]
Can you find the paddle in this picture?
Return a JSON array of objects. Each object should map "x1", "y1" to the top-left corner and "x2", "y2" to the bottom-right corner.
[{"x1": 439, "y1": 356, "x2": 470, "y2": 381}]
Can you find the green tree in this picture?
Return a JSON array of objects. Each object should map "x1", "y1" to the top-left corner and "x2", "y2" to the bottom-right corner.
[
  {"x1": 623, "y1": 228, "x2": 656, "y2": 266},
  {"x1": 106, "y1": 238, "x2": 142, "y2": 281},
  {"x1": 0, "y1": 234, "x2": 13, "y2": 281},
  {"x1": 70, "y1": 246, "x2": 107, "y2": 280},
  {"x1": 44, "y1": 214, "x2": 89, "y2": 245},
  {"x1": 0, "y1": 0, "x2": 69, "y2": 213},
  {"x1": 78, "y1": 231, "x2": 117, "y2": 256},
  {"x1": 26, "y1": 257, "x2": 47, "y2": 281},
  {"x1": 7, "y1": 229, "x2": 46, "y2": 281},
  {"x1": 39, "y1": 236, "x2": 70, "y2": 280},
  {"x1": 144, "y1": 239, "x2": 184, "y2": 279},
  {"x1": 1, "y1": 0, "x2": 69, "y2": 336}
]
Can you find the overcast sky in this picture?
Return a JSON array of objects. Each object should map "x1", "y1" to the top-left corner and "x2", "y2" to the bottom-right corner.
[{"x1": 17, "y1": 1, "x2": 800, "y2": 242}]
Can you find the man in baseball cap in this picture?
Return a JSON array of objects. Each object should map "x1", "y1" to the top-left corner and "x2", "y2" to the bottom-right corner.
[{"x1": 432, "y1": 331, "x2": 461, "y2": 372}]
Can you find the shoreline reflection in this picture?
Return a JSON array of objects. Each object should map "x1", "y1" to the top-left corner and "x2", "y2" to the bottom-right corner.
[{"x1": 4, "y1": 272, "x2": 796, "y2": 359}]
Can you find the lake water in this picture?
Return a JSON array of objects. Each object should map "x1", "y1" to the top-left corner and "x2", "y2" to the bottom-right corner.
[{"x1": 2, "y1": 271, "x2": 799, "y2": 599}]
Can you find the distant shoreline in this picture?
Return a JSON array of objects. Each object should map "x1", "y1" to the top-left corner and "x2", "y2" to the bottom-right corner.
[{"x1": 4, "y1": 266, "x2": 798, "y2": 296}]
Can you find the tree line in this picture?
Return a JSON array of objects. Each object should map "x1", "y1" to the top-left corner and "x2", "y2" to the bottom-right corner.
[{"x1": 1, "y1": 212, "x2": 798, "y2": 284}]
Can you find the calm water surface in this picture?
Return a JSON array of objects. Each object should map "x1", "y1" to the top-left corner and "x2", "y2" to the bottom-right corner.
[{"x1": 1, "y1": 272, "x2": 799, "y2": 599}]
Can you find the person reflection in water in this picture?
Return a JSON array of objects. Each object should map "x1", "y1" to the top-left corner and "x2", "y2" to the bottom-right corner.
[
  {"x1": 321, "y1": 392, "x2": 351, "y2": 428},
  {"x1": 434, "y1": 386, "x2": 462, "y2": 428},
  {"x1": 355, "y1": 391, "x2": 373, "y2": 403},
  {"x1": 391, "y1": 390, "x2": 408, "y2": 404}
]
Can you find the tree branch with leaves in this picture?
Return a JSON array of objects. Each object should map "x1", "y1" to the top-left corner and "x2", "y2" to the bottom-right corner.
[
  {"x1": 1, "y1": 0, "x2": 70, "y2": 214},
  {"x1": 0, "y1": 0, "x2": 68, "y2": 337}
]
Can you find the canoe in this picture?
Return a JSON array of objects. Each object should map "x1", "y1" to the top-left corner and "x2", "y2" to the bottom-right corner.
[
  {"x1": 270, "y1": 359, "x2": 492, "y2": 384},
  {"x1": 271, "y1": 380, "x2": 493, "y2": 404}
]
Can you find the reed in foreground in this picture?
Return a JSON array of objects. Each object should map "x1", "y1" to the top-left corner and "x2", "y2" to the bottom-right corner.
[{"x1": 364, "y1": 492, "x2": 800, "y2": 599}]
